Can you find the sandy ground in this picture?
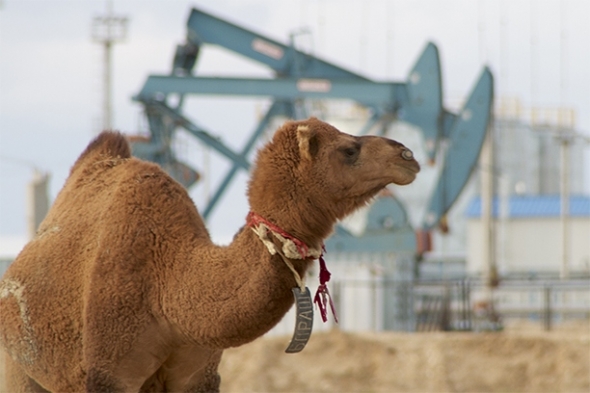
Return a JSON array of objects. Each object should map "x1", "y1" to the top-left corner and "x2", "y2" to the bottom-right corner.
[
  {"x1": 1, "y1": 324, "x2": 588, "y2": 392},
  {"x1": 219, "y1": 327, "x2": 590, "y2": 393}
]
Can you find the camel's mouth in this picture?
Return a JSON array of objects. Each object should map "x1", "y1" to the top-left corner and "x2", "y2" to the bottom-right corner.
[
  {"x1": 390, "y1": 159, "x2": 420, "y2": 186},
  {"x1": 395, "y1": 155, "x2": 421, "y2": 177},
  {"x1": 403, "y1": 159, "x2": 421, "y2": 174}
]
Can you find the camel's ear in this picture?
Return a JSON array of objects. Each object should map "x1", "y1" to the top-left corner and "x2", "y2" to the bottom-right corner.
[{"x1": 297, "y1": 125, "x2": 319, "y2": 162}]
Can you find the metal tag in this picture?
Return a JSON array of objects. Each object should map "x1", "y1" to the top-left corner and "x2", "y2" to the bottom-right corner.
[{"x1": 285, "y1": 286, "x2": 314, "y2": 353}]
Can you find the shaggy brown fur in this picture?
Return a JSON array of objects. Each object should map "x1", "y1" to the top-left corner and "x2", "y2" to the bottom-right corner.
[{"x1": 0, "y1": 117, "x2": 419, "y2": 392}]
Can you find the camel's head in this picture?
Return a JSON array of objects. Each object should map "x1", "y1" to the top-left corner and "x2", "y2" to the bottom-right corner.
[{"x1": 248, "y1": 117, "x2": 420, "y2": 241}]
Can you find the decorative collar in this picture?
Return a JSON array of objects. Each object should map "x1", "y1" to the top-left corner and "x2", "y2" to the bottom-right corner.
[
  {"x1": 246, "y1": 212, "x2": 322, "y2": 260},
  {"x1": 246, "y1": 211, "x2": 338, "y2": 323}
]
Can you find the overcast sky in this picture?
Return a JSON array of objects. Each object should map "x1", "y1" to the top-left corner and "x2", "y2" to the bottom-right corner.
[{"x1": 1, "y1": 0, "x2": 589, "y2": 247}]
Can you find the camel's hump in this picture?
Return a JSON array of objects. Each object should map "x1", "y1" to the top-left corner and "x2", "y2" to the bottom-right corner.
[{"x1": 71, "y1": 131, "x2": 131, "y2": 172}]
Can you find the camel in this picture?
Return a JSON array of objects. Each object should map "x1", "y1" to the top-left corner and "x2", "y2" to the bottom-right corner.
[{"x1": 0, "y1": 117, "x2": 420, "y2": 392}]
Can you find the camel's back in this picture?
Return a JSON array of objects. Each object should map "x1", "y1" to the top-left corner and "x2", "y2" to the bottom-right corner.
[
  {"x1": 0, "y1": 132, "x2": 210, "y2": 387},
  {"x1": 44, "y1": 131, "x2": 210, "y2": 247},
  {"x1": 70, "y1": 130, "x2": 131, "y2": 172}
]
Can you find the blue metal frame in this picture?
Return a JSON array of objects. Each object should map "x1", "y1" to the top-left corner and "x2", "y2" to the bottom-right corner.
[
  {"x1": 132, "y1": 6, "x2": 493, "y2": 238},
  {"x1": 186, "y1": 8, "x2": 370, "y2": 80},
  {"x1": 202, "y1": 100, "x2": 295, "y2": 218},
  {"x1": 136, "y1": 76, "x2": 403, "y2": 106},
  {"x1": 423, "y1": 68, "x2": 494, "y2": 229}
]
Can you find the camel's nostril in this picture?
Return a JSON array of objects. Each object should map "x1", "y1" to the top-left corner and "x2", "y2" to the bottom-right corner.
[{"x1": 401, "y1": 149, "x2": 414, "y2": 161}]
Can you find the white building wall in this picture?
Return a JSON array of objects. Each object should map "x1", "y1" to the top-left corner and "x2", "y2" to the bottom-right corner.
[
  {"x1": 467, "y1": 218, "x2": 590, "y2": 274},
  {"x1": 266, "y1": 258, "x2": 381, "y2": 338},
  {"x1": 266, "y1": 251, "x2": 413, "y2": 338}
]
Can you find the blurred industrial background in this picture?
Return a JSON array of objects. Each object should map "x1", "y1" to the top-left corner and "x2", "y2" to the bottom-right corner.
[{"x1": 1, "y1": 0, "x2": 589, "y2": 334}]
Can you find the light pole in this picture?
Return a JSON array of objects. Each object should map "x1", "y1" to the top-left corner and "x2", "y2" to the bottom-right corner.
[
  {"x1": 555, "y1": 129, "x2": 590, "y2": 280},
  {"x1": 92, "y1": 1, "x2": 128, "y2": 131},
  {"x1": 532, "y1": 108, "x2": 590, "y2": 280},
  {"x1": 559, "y1": 134, "x2": 571, "y2": 280}
]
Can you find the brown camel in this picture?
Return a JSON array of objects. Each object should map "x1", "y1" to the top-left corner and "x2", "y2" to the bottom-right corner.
[{"x1": 0, "y1": 117, "x2": 420, "y2": 392}]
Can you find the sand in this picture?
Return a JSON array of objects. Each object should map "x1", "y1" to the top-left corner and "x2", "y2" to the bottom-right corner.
[
  {"x1": 1, "y1": 325, "x2": 589, "y2": 392},
  {"x1": 219, "y1": 327, "x2": 590, "y2": 393}
]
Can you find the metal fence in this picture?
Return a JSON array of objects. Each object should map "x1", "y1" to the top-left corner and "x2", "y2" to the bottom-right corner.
[{"x1": 331, "y1": 277, "x2": 590, "y2": 332}]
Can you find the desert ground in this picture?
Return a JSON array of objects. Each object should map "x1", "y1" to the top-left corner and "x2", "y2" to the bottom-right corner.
[
  {"x1": 218, "y1": 324, "x2": 590, "y2": 393},
  {"x1": 1, "y1": 322, "x2": 589, "y2": 392}
]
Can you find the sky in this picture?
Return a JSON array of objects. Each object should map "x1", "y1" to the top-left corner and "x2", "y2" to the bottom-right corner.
[{"x1": 1, "y1": 0, "x2": 589, "y2": 250}]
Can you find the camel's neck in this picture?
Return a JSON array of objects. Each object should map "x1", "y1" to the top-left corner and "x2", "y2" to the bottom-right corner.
[
  {"x1": 250, "y1": 197, "x2": 337, "y2": 252},
  {"x1": 247, "y1": 160, "x2": 340, "y2": 250},
  {"x1": 163, "y1": 224, "x2": 314, "y2": 349}
]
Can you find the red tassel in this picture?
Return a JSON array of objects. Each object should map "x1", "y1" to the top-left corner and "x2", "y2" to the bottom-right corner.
[
  {"x1": 313, "y1": 254, "x2": 338, "y2": 323},
  {"x1": 318, "y1": 255, "x2": 331, "y2": 284}
]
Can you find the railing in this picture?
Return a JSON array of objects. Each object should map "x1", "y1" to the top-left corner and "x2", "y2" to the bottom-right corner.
[{"x1": 330, "y1": 278, "x2": 590, "y2": 332}]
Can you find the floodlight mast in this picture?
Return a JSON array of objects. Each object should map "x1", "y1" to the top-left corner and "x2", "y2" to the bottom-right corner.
[{"x1": 92, "y1": 1, "x2": 128, "y2": 131}]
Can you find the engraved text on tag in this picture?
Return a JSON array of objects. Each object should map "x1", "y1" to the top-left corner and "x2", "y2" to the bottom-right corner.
[{"x1": 285, "y1": 286, "x2": 314, "y2": 353}]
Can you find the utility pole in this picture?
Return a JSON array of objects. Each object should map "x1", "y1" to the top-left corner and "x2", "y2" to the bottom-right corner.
[
  {"x1": 559, "y1": 133, "x2": 571, "y2": 280},
  {"x1": 481, "y1": 122, "x2": 497, "y2": 290},
  {"x1": 27, "y1": 170, "x2": 50, "y2": 240},
  {"x1": 0, "y1": 156, "x2": 50, "y2": 239},
  {"x1": 532, "y1": 108, "x2": 590, "y2": 280},
  {"x1": 92, "y1": 1, "x2": 128, "y2": 131},
  {"x1": 555, "y1": 127, "x2": 590, "y2": 280}
]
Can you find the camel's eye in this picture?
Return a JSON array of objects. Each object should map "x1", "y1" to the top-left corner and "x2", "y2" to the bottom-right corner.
[
  {"x1": 340, "y1": 144, "x2": 360, "y2": 164},
  {"x1": 344, "y1": 148, "x2": 356, "y2": 157}
]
